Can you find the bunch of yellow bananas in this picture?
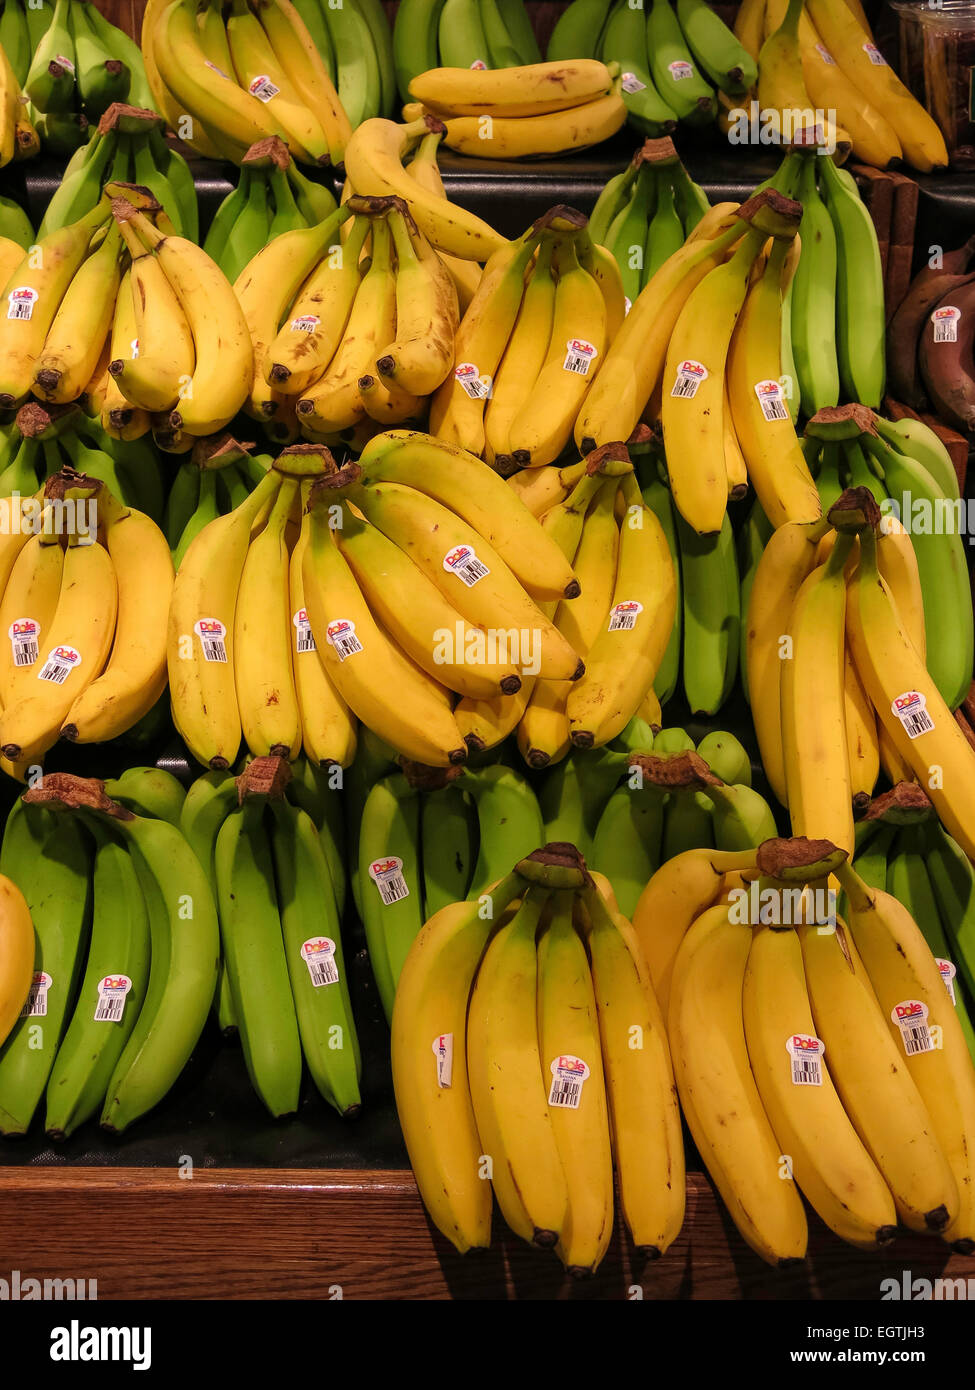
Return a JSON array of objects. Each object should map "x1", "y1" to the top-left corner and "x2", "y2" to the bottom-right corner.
[
  {"x1": 578, "y1": 187, "x2": 820, "y2": 537},
  {"x1": 234, "y1": 195, "x2": 463, "y2": 448},
  {"x1": 392, "y1": 846, "x2": 684, "y2": 1270},
  {"x1": 402, "y1": 59, "x2": 627, "y2": 159},
  {"x1": 635, "y1": 831, "x2": 975, "y2": 1265},
  {"x1": 730, "y1": 0, "x2": 948, "y2": 172},
  {"x1": 167, "y1": 429, "x2": 588, "y2": 771},
  {"x1": 142, "y1": 0, "x2": 351, "y2": 166},
  {"x1": 431, "y1": 207, "x2": 623, "y2": 469},
  {"x1": 0, "y1": 471, "x2": 173, "y2": 773}
]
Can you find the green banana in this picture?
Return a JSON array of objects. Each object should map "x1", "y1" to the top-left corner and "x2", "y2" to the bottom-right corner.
[
  {"x1": 346, "y1": 727, "x2": 398, "y2": 920},
  {"x1": 791, "y1": 153, "x2": 839, "y2": 418},
  {"x1": 696, "y1": 730, "x2": 752, "y2": 787},
  {"x1": 421, "y1": 780, "x2": 476, "y2": 917},
  {"x1": 44, "y1": 827, "x2": 150, "y2": 1140},
  {"x1": 203, "y1": 172, "x2": 252, "y2": 271},
  {"x1": 676, "y1": 509, "x2": 739, "y2": 717},
  {"x1": 923, "y1": 820, "x2": 975, "y2": 1011},
  {"x1": 589, "y1": 159, "x2": 638, "y2": 249},
  {"x1": 850, "y1": 819, "x2": 897, "y2": 894},
  {"x1": 608, "y1": 160, "x2": 657, "y2": 307},
  {"x1": 873, "y1": 414, "x2": 959, "y2": 502},
  {"x1": 548, "y1": 0, "x2": 614, "y2": 62},
  {"x1": 670, "y1": 160, "x2": 710, "y2": 234},
  {"x1": 324, "y1": 0, "x2": 382, "y2": 127},
  {"x1": 676, "y1": 0, "x2": 756, "y2": 94},
  {"x1": 215, "y1": 797, "x2": 302, "y2": 1118},
  {"x1": 464, "y1": 764, "x2": 545, "y2": 900},
  {"x1": 292, "y1": 0, "x2": 336, "y2": 84},
  {"x1": 652, "y1": 729, "x2": 714, "y2": 861},
  {"x1": 438, "y1": 0, "x2": 492, "y2": 69},
  {"x1": 497, "y1": 0, "x2": 542, "y2": 61},
  {"x1": 24, "y1": 0, "x2": 77, "y2": 114},
  {"x1": 0, "y1": 0, "x2": 31, "y2": 87},
  {"x1": 480, "y1": 0, "x2": 522, "y2": 67},
  {"x1": 737, "y1": 496, "x2": 773, "y2": 706},
  {"x1": 132, "y1": 133, "x2": 183, "y2": 236},
  {"x1": 358, "y1": 772, "x2": 423, "y2": 1024},
  {"x1": 643, "y1": 475, "x2": 681, "y2": 706},
  {"x1": 36, "y1": 129, "x2": 118, "y2": 239},
  {"x1": 0, "y1": 192, "x2": 34, "y2": 250},
  {"x1": 591, "y1": 780, "x2": 664, "y2": 917},
  {"x1": 174, "y1": 469, "x2": 221, "y2": 568},
  {"x1": 287, "y1": 161, "x2": 338, "y2": 225},
  {"x1": 0, "y1": 800, "x2": 92, "y2": 1136},
  {"x1": 179, "y1": 769, "x2": 240, "y2": 1037},
  {"x1": 392, "y1": 0, "x2": 446, "y2": 104},
  {"x1": 646, "y1": 0, "x2": 716, "y2": 125},
  {"x1": 355, "y1": 0, "x2": 397, "y2": 115},
  {"x1": 163, "y1": 460, "x2": 202, "y2": 550},
  {"x1": 818, "y1": 157, "x2": 885, "y2": 409},
  {"x1": 600, "y1": 0, "x2": 678, "y2": 136},
  {"x1": 103, "y1": 767, "x2": 187, "y2": 826},
  {"x1": 221, "y1": 168, "x2": 272, "y2": 285},
  {"x1": 70, "y1": 0, "x2": 130, "y2": 120},
  {"x1": 286, "y1": 756, "x2": 347, "y2": 920},
  {"x1": 84, "y1": 0, "x2": 157, "y2": 110},
  {"x1": 268, "y1": 165, "x2": 308, "y2": 239},
  {"x1": 149, "y1": 129, "x2": 199, "y2": 245},
  {"x1": 270, "y1": 796, "x2": 362, "y2": 1115},
  {"x1": 699, "y1": 779, "x2": 778, "y2": 852},
  {"x1": 643, "y1": 168, "x2": 685, "y2": 287}
]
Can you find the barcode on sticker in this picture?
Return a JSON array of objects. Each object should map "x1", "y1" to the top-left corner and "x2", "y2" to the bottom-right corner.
[
  {"x1": 443, "y1": 545, "x2": 489, "y2": 587},
  {"x1": 892, "y1": 1000, "x2": 935, "y2": 1056},
  {"x1": 368, "y1": 857, "x2": 409, "y2": 906},
  {"x1": 37, "y1": 644, "x2": 81, "y2": 684},
  {"x1": 608, "y1": 600, "x2": 643, "y2": 632},
  {"x1": 248, "y1": 75, "x2": 280, "y2": 101},
  {"x1": 562, "y1": 338, "x2": 598, "y2": 376},
  {"x1": 293, "y1": 608, "x2": 315, "y2": 653},
  {"x1": 7, "y1": 287, "x2": 37, "y2": 321},
  {"x1": 194, "y1": 618, "x2": 227, "y2": 663},
  {"x1": 621, "y1": 71, "x2": 647, "y2": 93},
  {"x1": 94, "y1": 976, "x2": 132, "y2": 1023},
  {"x1": 301, "y1": 938, "x2": 339, "y2": 988},
  {"x1": 786, "y1": 1033, "x2": 824, "y2": 1086},
  {"x1": 863, "y1": 42, "x2": 888, "y2": 65},
  {"x1": 433, "y1": 1033, "x2": 453, "y2": 1088},
  {"x1": 891, "y1": 690, "x2": 934, "y2": 739},
  {"x1": 671, "y1": 359, "x2": 708, "y2": 398},
  {"x1": 937, "y1": 959, "x2": 957, "y2": 1006},
  {"x1": 290, "y1": 315, "x2": 319, "y2": 333},
  {"x1": 9, "y1": 618, "x2": 39, "y2": 668},
  {"x1": 454, "y1": 363, "x2": 491, "y2": 400},
  {"x1": 21, "y1": 972, "x2": 51, "y2": 1018},
  {"x1": 754, "y1": 378, "x2": 788, "y2": 421},
  {"x1": 932, "y1": 306, "x2": 960, "y2": 343},
  {"x1": 668, "y1": 59, "x2": 694, "y2": 80},
  {"x1": 325, "y1": 618, "x2": 362, "y2": 661},
  {"x1": 548, "y1": 1054, "x2": 590, "y2": 1109}
]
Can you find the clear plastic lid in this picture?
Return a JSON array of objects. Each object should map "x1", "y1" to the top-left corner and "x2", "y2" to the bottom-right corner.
[{"x1": 889, "y1": 0, "x2": 975, "y2": 25}]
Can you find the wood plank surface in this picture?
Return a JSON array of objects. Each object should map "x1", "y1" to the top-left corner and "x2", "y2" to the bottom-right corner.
[{"x1": 1, "y1": 1166, "x2": 972, "y2": 1300}]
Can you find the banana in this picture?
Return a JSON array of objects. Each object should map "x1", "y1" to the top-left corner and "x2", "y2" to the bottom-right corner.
[
  {"x1": 168, "y1": 467, "x2": 282, "y2": 771},
  {"x1": 805, "y1": 0, "x2": 949, "y2": 172},
  {"x1": 644, "y1": 169, "x2": 687, "y2": 287},
  {"x1": 257, "y1": 0, "x2": 351, "y2": 166},
  {"x1": 411, "y1": 59, "x2": 614, "y2": 116},
  {"x1": 818, "y1": 157, "x2": 885, "y2": 409},
  {"x1": 376, "y1": 205, "x2": 457, "y2": 398},
  {"x1": 179, "y1": 769, "x2": 239, "y2": 1036},
  {"x1": 44, "y1": 828, "x2": 150, "y2": 1141},
  {"x1": 591, "y1": 782, "x2": 664, "y2": 918},
  {"x1": 61, "y1": 488, "x2": 173, "y2": 746},
  {"x1": 0, "y1": 802, "x2": 92, "y2": 1136},
  {"x1": 215, "y1": 793, "x2": 302, "y2": 1118},
  {"x1": 835, "y1": 858, "x2": 975, "y2": 1252},
  {"x1": 110, "y1": 230, "x2": 196, "y2": 415},
  {"x1": 406, "y1": 131, "x2": 482, "y2": 313},
  {"x1": 393, "y1": 0, "x2": 447, "y2": 103},
  {"x1": 483, "y1": 239, "x2": 556, "y2": 471},
  {"x1": 669, "y1": 900, "x2": 809, "y2": 1266},
  {"x1": 601, "y1": 0, "x2": 679, "y2": 136},
  {"x1": 567, "y1": 473, "x2": 676, "y2": 748},
  {"x1": 548, "y1": 0, "x2": 614, "y2": 62},
  {"x1": 270, "y1": 794, "x2": 361, "y2": 1115},
  {"x1": 467, "y1": 882, "x2": 569, "y2": 1245},
  {"x1": 0, "y1": 530, "x2": 65, "y2": 710},
  {"x1": 537, "y1": 889, "x2": 614, "y2": 1276},
  {"x1": 344, "y1": 117, "x2": 507, "y2": 262},
  {"x1": 790, "y1": 154, "x2": 839, "y2": 418},
  {"x1": 24, "y1": 0, "x2": 76, "y2": 115},
  {"x1": 420, "y1": 779, "x2": 476, "y2": 916},
  {"x1": 507, "y1": 236, "x2": 607, "y2": 468},
  {"x1": 677, "y1": 0, "x2": 756, "y2": 92},
  {"x1": 429, "y1": 225, "x2": 539, "y2": 457},
  {"x1": 844, "y1": 646, "x2": 880, "y2": 806},
  {"x1": 104, "y1": 767, "x2": 185, "y2": 827},
  {"x1": 463, "y1": 764, "x2": 545, "y2": 899},
  {"x1": 32, "y1": 221, "x2": 124, "y2": 406},
  {"x1": 641, "y1": 476, "x2": 680, "y2": 705},
  {"x1": 874, "y1": 413, "x2": 960, "y2": 501},
  {"x1": 758, "y1": 0, "x2": 848, "y2": 153},
  {"x1": 226, "y1": 0, "x2": 329, "y2": 166},
  {"x1": 302, "y1": 484, "x2": 467, "y2": 766},
  {"x1": 289, "y1": 510, "x2": 357, "y2": 769},
  {"x1": 646, "y1": 0, "x2": 717, "y2": 124},
  {"x1": 321, "y1": 0, "x2": 381, "y2": 131},
  {"x1": 781, "y1": 534, "x2": 856, "y2": 855},
  {"x1": 358, "y1": 772, "x2": 423, "y2": 1023},
  {"x1": 438, "y1": 86, "x2": 626, "y2": 158},
  {"x1": 0, "y1": 865, "x2": 32, "y2": 1056},
  {"x1": 0, "y1": 0, "x2": 30, "y2": 89},
  {"x1": 677, "y1": 510, "x2": 739, "y2": 717}
]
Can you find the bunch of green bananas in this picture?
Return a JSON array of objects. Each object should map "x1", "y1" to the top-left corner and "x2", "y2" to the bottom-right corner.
[
  {"x1": 589, "y1": 139, "x2": 710, "y2": 308},
  {"x1": 393, "y1": 0, "x2": 541, "y2": 104},
  {"x1": 163, "y1": 437, "x2": 271, "y2": 566},
  {"x1": 9, "y1": 0, "x2": 156, "y2": 155}
]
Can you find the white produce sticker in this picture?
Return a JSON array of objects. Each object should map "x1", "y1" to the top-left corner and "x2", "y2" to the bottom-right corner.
[
  {"x1": 754, "y1": 378, "x2": 789, "y2": 421},
  {"x1": 21, "y1": 971, "x2": 51, "y2": 1018},
  {"x1": 7, "y1": 287, "x2": 37, "y2": 321},
  {"x1": 548, "y1": 1055, "x2": 590, "y2": 1109},
  {"x1": 290, "y1": 315, "x2": 319, "y2": 333},
  {"x1": 55, "y1": 54, "x2": 75, "y2": 72},
  {"x1": 786, "y1": 1033, "x2": 824, "y2": 1086},
  {"x1": 37, "y1": 644, "x2": 81, "y2": 684},
  {"x1": 325, "y1": 618, "x2": 362, "y2": 661},
  {"x1": 301, "y1": 938, "x2": 339, "y2": 988},
  {"x1": 293, "y1": 607, "x2": 315, "y2": 653},
  {"x1": 891, "y1": 690, "x2": 934, "y2": 739},
  {"x1": 932, "y1": 306, "x2": 961, "y2": 343},
  {"x1": 815, "y1": 43, "x2": 836, "y2": 64},
  {"x1": 433, "y1": 1033, "x2": 453, "y2": 1088},
  {"x1": 454, "y1": 362, "x2": 491, "y2": 400},
  {"x1": 368, "y1": 856, "x2": 409, "y2": 906},
  {"x1": 443, "y1": 544, "x2": 489, "y2": 587},
  {"x1": 8, "y1": 618, "x2": 39, "y2": 668},
  {"x1": 621, "y1": 71, "x2": 647, "y2": 93},
  {"x1": 94, "y1": 975, "x2": 133, "y2": 1023},
  {"x1": 248, "y1": 75, "x2": 280, "y2": 102},
  {"x1": 937, "y1": 959, "x2": 958, "y2": 1006},
  {"x1": 670, "y1": 358, "x2": 708, "y2": 398},
  {"x1": 608, "y1": 600, "x2": 643, "y2": 632},
  {"x1": 562, "y1": 338, "x2": 598, "y2": 376},
  {"x1": 470, "y1": 59, "x2": 487, "y2": 70},
  {"x1": 194, "y1": 618, "x2": 227, "y2": 664},
  {"x1": 892, "y1": 1000, "x2": 935, "y2": 1055},
  {"x1": 668, "y1": 59, "x2": 694, "y2": 80},
  {"x1": 863, "y1": 42, "x2": 888, "y2": 65}
]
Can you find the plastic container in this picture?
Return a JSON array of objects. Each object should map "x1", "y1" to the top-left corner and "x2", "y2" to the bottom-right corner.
[{"x1": 889, "y1": 0, "x2": 975, "y2": 166}]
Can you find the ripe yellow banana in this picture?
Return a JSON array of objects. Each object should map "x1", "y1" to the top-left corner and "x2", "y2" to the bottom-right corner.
[
  {"x1": 407, "y1": 132, "x2": 482, "y2": 313},
  {"x1": 110, "y1": 227, "x2": 196, "y2": 414},
  {"x1": 483, "y1": 241, "x2": 556, "y2": 472},
  {"x1": 225, "y1": 0, "x2": 327, "y2": 165},
  {"x1": 33, "y1": 222, "x2": 124, "y2": 405},
  {"x1": 410, "y1": 60, "x2": 614, "y2": 118},
  {"x1": 876, "y1": 513, "x2": 925, "y2": 659},
  {"x1": 844, "y1": 646, "x2": 879, "y2": 805},
  {"x1": 253, "y1": 0, "x2": 352, "y2": 166},
  {"x1": 440, "y1": 89, "x2": 626, "y2": 159},
  {"x1": 758, "y1": 0, "x2": 850, "y2": 157},
  {"x1": 0, "y1": 530, "x2": 64, "y2": 710},
  {"x1": 376, "y1": 205, "x2": 457, "y2": 398}
]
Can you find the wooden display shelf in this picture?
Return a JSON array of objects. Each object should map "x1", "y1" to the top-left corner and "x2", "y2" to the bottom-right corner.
[{"x1": 1, "y1": 1165, "x2": 972, "y2": 1300}]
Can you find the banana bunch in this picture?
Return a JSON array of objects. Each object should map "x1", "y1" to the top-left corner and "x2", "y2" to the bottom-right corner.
[
  {"x1": 164, "y1": 434, "x2": 270, "y2": 566},
  {"x1": 6, "y1": 0, "x2": 156, "y2": 157},
  {"x1": 550, "y1": 0, "x2": 759, "y2": 134},
  {"x1": 403, "y1": 59, "x2": 626, "y2": 159},
  {"x1": 204, "y1": 136, "x2": 337, "y2": 285},
  {"x1": 393, "y1": 0, "x2": 541, "y2": 101},
  {"x1": 730, "y1": 0, "x2": 949, "y2": 174},
  {"x1": 392, "y1": 842, "x2": 685, "y2": 1269},
  {"x1": 142, "y1": 0, "x2": 353, "y2": 166},
  {"x1": 432, "y1": 207, "x2": 623, "y2": 470},
  {"x1": 801, "y1": 404, "x2": 972, "y2": 713},
  {"x1": 0, "y1": 771, "x2": 218, "y2": 1138},
  {"x1": 589, "y1": 138, "x2": 710, "y2": 307},
  {"x1": 654, "y1": 833, "x2": 975, "y2": 1263},
  {"x1": 234, "y1": 194, "x2": 459, "y2": 443},
  {"x1": 37, "y1": 102, "x2": 198, "y2": 242},
  {"x1": 888, "y1": 246, "x2": 975, "y2": 436},
  {"x1": 0, "y1": 469, "x2": 172, "y2": 768}
]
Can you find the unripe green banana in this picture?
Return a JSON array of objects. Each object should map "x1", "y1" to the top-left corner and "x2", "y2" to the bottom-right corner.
[
  {"x1": 346, "y1": 728, "x2": 398, "y2": 920},
  {"x1": 608, "y1": 161, "x2": 657, "y2": 306},
  {"x1": 652, "y1": 729, "x2": 714, "y2": 860},
  {"x1": 873, "y1": 414, "x2": 959, "y2": 502},
  {"x1": 696, "y1": 730, "x2": 752, "y2": 787},
  {"x1": 642, "y1": 476, "x2": 681, "y2": 706},
  {"x1": 358, "y1": 773, "x2": 423, "y2": 1024},
  {"x1": 591, "y1": 781, "x2": 664, "y2": 917},
  {"x1": 287, "y1": 757, "x2": 347, "y2": 920},
  {"x1": 589, "y1": 159, "x2": 638, "y2": 249},
  {"x1": 643, "y1": 170, "x2": 685, "y2": 286},
  {"x1": 923, "y1": 821, "x2": 975, "y2": 1009},
  {"x1": 699, "y1": 780, "x2": 778, "y2": 852},
  {"x1": 676, "y1": 510, "x2": 740, "y2": 717},
  {"x1": 104, "y1": 766, "x2": 187, "y2": 827},
  {"x1": 790, "y1": 154, "x2": 839, "y2": 418},
  {"x1": 45, "y1": 827, "x2": 150, "y2": 1140},
  {"x1": 421, "y1": 780, "x2": 476, "y2": 917},
  {"x1": 464, "y1": 764, "x2": 546, "y2": 900},
  {"x1": 215, "y1": 797, "x2": 302, "y2": 1119},
  {"x1": 270, "y1": 797, "x2": 361, "y2": 1116},
  {"x1": 818, "y1": 157, "x2": 885, "y2": 409},
  {"x1": 180, "y1": 770, "x2": 240, "y2": 1037}
]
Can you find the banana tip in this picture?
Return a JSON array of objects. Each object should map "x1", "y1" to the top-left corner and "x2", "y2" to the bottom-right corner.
[
  {"x1": 532, "y1": 1228, "x2": 559, "y2": 1249},
  {"x1": 60, "y1": 724, "x2": 79, "y2": 742},
  {"x1": 448, "y1": 746, "x2": 468, "y2": 765},
  {"x1": 924, "y1": 1204, "x2": 950, "y2": 1232}
]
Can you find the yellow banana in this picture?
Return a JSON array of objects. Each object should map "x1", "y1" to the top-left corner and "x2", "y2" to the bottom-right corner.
[
  {"x1": 877, "y1": 512, "x2": 925, "y2": 659},
  {"x1": 844, "y1": 645, "x2": 879, "y2": 805},
  {"x1": 441, "y1": 90, "x2": 626, "y2": 159},
  {"x1": 410, "y1": 60, "x2": 614, "y2": 117},
  {"x1": 407, "y1": 132, "x2": 482, "y2": 313},
  {"x1": 483, "y1": 241, "x2": 556, "y2": 471},
  {"x1": 225, "y1": 0, "x2": 327, "y2": 165},
  {"x1": 253, "y1": 0, "x2": 352, "y2": 166},
  {"x1": 110, "y1": 229, "x2": 196, "y2": 414},
  {"x1": 0, "y1": 528, "x2": 64, "y2": 711},
  {"x1": 376, "y1": 205, "x2": 457, "y2": 398},
  {"x1": 33, "y1": 222, "x2": 124, "y2": 406}
]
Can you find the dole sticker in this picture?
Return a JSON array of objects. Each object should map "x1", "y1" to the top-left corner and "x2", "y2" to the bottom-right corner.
[
  {"x1": 8, "y1": 617, "x2": 39, "y2": 669},
  {"x1": 936, "y1": 959, "x2": 958, "y2": 1007},
  {"x1": 293, "y1": 608, "x2": 315, "y2": 653},
  {"x1": 290, "y1": 315, "x2": 320, "y2": 334},
  {"x1": 22, "y1": 971, "x2": 52, "y2": 1018},
  {"x1": 932, "y1": 305, "x2": 961, "y2": 343},
  {"x1": 325, "y1": 618, "x2": 363, "y2": 661},
  {"x1": 368, "y1": 857, "x2": 409, "y2": 906},
  {"x1": 548, "y1": 1055, "x2": 591, "y2": 1109},
  {"x1": 301, "y1": 938, "x2": 339, "y2": 988},
  {"x1": 621, "y1": 71, "x2": 647, "y2": 93},
  {"x1": 891, "y1": 999, "x2": 935, "y2": 1056},
  {"x1": 608, "y1": 600, "x2": 643, "y2": 632},
  {"x1": 563, "y1": 338, "x2": 598, "y2": 376},
  {"x1": 433, "y1": 1033, "x2": 453, "y2": 1089},
  {"x1": 454, "y1": 362, "x2": 491, "y2": 400},
  {"x1": 248, "y1": 74, "x2": 280, "y2": 102},
  {"x1": 815, "y1": 43, "x2": 836, "y2": 64},
  {"x1": 94, "y1": 976, "x2": 133, "y2": 1023},
  {"x1": 443, "y1": 544, "x2": 490, "y2": 587},
  {"x1": 891, "y1": 689, "x2": 934, "y2": 739},
  {"x1": 194, "y1": 618, "x2": 227, "y2": 664},
  {"x1": 754, "y1": 378, "x2": 789, "y2": 421},
  {"x1": 863, "y1": 42, "x2": 888, "y2": 65},
  {"x1": 668, "y1": 59, "x2": 694, "y2": 80},
  {"x1": 671, "y1": 359, "x2": 708, "y2": 399},
  {"x1": 786, "y1": 1033, "x2": 824, "y2": 1086},
  {"x1": 37, "y1": 645, "x2": 81, "y2": 684},
  {"x1": 7, "y1": 287, "x2": 38, "y2": 321}
]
